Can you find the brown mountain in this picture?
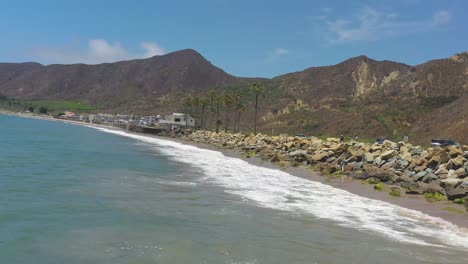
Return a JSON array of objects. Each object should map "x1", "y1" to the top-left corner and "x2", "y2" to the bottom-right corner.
[
  {"x1": 0, "y1": 49, "x2": 246, "y2": 112},
  {"x1": 257, "y1": 52, "x2": 468, "y2": 144},
  {"x1": 0, "y1": 49, "x2": 467, "y2": 145}
]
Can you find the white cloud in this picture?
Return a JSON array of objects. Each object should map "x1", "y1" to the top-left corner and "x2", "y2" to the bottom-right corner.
[
  {"x1": 274, "y1": 48, "x2": 289, "y2": 55},
  {"x1": 318, "y1": 7, "x2": 451, "y2": 43},
  {"x1": 33, "y1": 39, "x2": 166, "y2": 64},
  {"x1": 432, "y1": 10, "x2": 450, "y2": 26},
  {"x1": 140, "y1": 42, "x2": 166, "y2": 57}
]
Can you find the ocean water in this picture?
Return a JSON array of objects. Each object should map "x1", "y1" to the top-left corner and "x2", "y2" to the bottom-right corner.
[{"x1": 0, "y1": 114, "x2": 467, "y2": 264}]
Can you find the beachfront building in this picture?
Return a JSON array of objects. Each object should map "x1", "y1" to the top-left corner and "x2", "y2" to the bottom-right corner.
[{"x1": 160, "y1": 113, "x2": 195, "y2": 128}]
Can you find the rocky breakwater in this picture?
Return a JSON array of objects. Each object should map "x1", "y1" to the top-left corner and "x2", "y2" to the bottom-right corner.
[{"x1": 160, "y1": 129, "x2": 468, "y2": 209}]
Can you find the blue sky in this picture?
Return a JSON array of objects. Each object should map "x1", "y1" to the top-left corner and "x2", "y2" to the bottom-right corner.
[{"x1": 0, "y1": 0, "x2": 466, "y2": 77}]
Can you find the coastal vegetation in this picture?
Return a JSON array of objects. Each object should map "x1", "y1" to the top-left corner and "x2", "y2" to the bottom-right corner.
[
  {"x1": 0, "y1": 96, "x2": 96, "y2": 114},
  {"x1": 180, "y1": 82, "x2": 263, "y2": 135},
  {"x1": 389, "y1": 188, "x2": 401, "y2": 197},
  {"x1": 374, "y1": 183, "x2": 384, "y2": 191}
]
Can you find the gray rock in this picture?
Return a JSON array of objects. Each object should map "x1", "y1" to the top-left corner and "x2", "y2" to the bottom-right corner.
[
  {"x1": 440, "y1": 178, "x2": 462, "y2": 188},
  {"x1": 395, "y1": 159, "x2": 409, "y2": 170},
  {"x1": 445, "y1": 187, "x2": 467, "y2": 200},
  {"x1": 288, "y1": 150, "x2": 308, "y2": 157},
  {"x1": 422, "y1": 173, "x2": 438, "y2": 183},
  {"x1": 412, "y1": 171, "x2": 427, "y2": 181},
  {"x1": 381, "y1": 160, "x2": 396, "y2": 170}
]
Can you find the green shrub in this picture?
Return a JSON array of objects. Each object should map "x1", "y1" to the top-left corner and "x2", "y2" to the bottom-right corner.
[
  {"x1": 332, "y1": 171, "x2": 343, "y2": 177},
  {"x1": 374, "y1": 183, "x2": 384, "y2": 191},
  {"x1": 366, "y1": 177, "x2": 380, "y2": 184},
  {"x1": 423, "y1": 192, "x2": 445, "y2": 202},
  {"x1": 389, "y1": 189, "x2": 401, "y2": 197}
]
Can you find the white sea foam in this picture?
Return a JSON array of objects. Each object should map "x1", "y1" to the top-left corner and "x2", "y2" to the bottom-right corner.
[
  {"x1": 156, "y1": 179, "x2": 198, "y2": 187},
  {"x1": 91, "y1": 127, "x2": 468, "y2": 249}
]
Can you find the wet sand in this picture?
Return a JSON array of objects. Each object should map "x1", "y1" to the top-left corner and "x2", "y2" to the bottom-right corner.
[{"x1": 3, "y1": 112, "x2": 467, "y2": 229}]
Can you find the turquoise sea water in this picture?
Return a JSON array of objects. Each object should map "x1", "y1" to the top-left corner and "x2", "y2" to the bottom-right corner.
[{"x1": 0, "y1": 114, "x2": 467, "y2": 263}]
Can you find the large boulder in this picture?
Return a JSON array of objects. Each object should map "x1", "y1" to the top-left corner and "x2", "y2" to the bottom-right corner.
[
  {"x1": 383, "y1": 140, "x2": 398, "y2": 149},
  {"x1": 320, "y1": 163, "x2": 338, "y2": 175},
  {"x1": 441, "y1": 178, "x2": 462, "y2": 189},
  {"x1": 381, "y1": 150, "x2": 397, "y2": 160},
  {"x1": 448, "y1": 146, "x2": 463, "y2": 157},
  {"x1": 453, "y1": 167, "x2": 467, "y2": 178},
  {"x1": 364, "y1": 152, "x2": 374, "y2": 163},
  {"x1": 326, "y1": 137, "x2": 340, "y2": 143},
  {"x1": 310, "y1": 151, "x2": 328, "y2": 162},
  {"x1": 419, "y1": 181, "x2": 446, "y2": 196},
  {"x1": 445, "y1": 187, "x2": 467, "y2": 200},
  {"x1": 402, "y1": 182, "x2": 424, "y2": 194},
  {"x1": 284, "y1": 141, "x2": 295, "y2": 150},
  {"x1": 346, "y1": 146, "x2": 365, "y2": 161},
  {"x1": 447, "y1": 156, "x2": 466, "y2": 170},
  {"x1": 329, "y1": 143, "x2": 349, "y2": 156},
  {"x1": 435, "y1": 164, "x2": 448, "y2": 175},
  {"x1": 400, "y1": 152, "x2": 412, "y2": 161},
  {"x1": 399, "y1": 145, "x2": 410, "y2": 154},
  {"x1": 394, "y1": 159, "x2": 410, "y2": 170},
  {"x1": 343, "y1": 162, "x2": 357, "y2": 172},
  {"x1": 381, "y1": 159, "x2": 396, "y2": 170},
  {"x1": 412, "y1": 171, "x2": 427, "y2": 182},
  {"x1": 288, "y1": 149, "x2": 307, "y2": 157},
  {"x1": 373, "y1": 171, "x2": 395, "y2": 183},
  {"x1": 422, "y1": 173, "x2": 438, "y2": 183},
  {"x1": 288, "y1": 150, "x2": 308, "y2": 162},
  {"x1": 427, "y1": 151, "x2": 449, "y2": 168}
]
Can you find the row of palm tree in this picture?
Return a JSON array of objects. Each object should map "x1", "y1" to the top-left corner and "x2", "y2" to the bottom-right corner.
[{"x1": 182, "y1": 82, "x2": 264, "y2": 134}]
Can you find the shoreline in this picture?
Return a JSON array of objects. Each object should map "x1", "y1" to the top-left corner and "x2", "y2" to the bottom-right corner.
[
  {"x1": 2, "y1": 111, "x2": 467, "y2": 229},
  {"x1": 158, "y1": 135, "x2": 468, "y2": 229}
]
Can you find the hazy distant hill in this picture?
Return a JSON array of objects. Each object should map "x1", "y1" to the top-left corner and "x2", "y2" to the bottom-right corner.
[{"x1": 0, "y1": 49, "x2": 467, "y2": 144}]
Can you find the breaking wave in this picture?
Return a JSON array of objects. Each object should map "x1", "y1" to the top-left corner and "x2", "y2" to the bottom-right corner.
[{"x1": 91, "y1": 127, "x2": 468, "y2": 250}]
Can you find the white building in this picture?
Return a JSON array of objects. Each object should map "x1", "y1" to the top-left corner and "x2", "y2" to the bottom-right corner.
[{"x1": 160, "y1": 113, "x2": 195, "y2": 127}]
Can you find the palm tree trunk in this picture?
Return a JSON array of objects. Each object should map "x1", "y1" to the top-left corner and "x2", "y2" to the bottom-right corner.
[
  {"x1": 254, "y1": 92, "x2": 258, "y2": 134},
  {"x1": 209, "y1": 102, "x2": 214, "y2": 131},
  {"x1": 184, "y1": 106, "x2": 188, "y2": 129},
  {"x1": 233, "y1": 110, "x2": 237, "y2": 133},
  {"x1": 224, "y1": 107, "x2": 229, "y2": 132},
  {"x1": 215, "y1": 102, "x2": 220, "y2": 133},
  {"x1": 237, "y1": 110, "x2": 242, "y2": 132},
  {"x1": 201, "y1": 105, "x2": 205, "y2": 130}
]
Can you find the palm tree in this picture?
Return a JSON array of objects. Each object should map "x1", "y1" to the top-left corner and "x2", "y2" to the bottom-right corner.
[
  {"x1": 223, "y1": 94, "x2": 234, "y2": 132},
  {"x1": 200, "y1": 97, "x2": 209, "y2": 130},
  {"x1": 192, "y1": 96, "x2": 201, "y2": 129},
  {"x1": 182, "y1": 96, "x2": 193, "y2": 129},
  {"x1": 207, "y1": 90, "x2": 217, "y2": 130},
  {"x1": 252, "y1": 82, "x2": 264, "y2": 134},
  {"x1": 232, "y1": 88, "x2": 242, "y2": 132},
  {"x1": 215, "y1": 96, "x2": 221, "y2": 133},
  {"x1": 235, "y1": 101, "x2": 246, "y2": 133}
]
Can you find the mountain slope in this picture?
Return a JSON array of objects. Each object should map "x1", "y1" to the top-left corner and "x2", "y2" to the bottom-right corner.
[
  {"x1": 0, "y1": 50, "x2": 467, "y2": 144},
  {"x1": 0, "y1": 49, "x2": 243, "y2": 112},
  {"x1": 257, "y1": 52, "x2": 468, "y2": 144}
]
